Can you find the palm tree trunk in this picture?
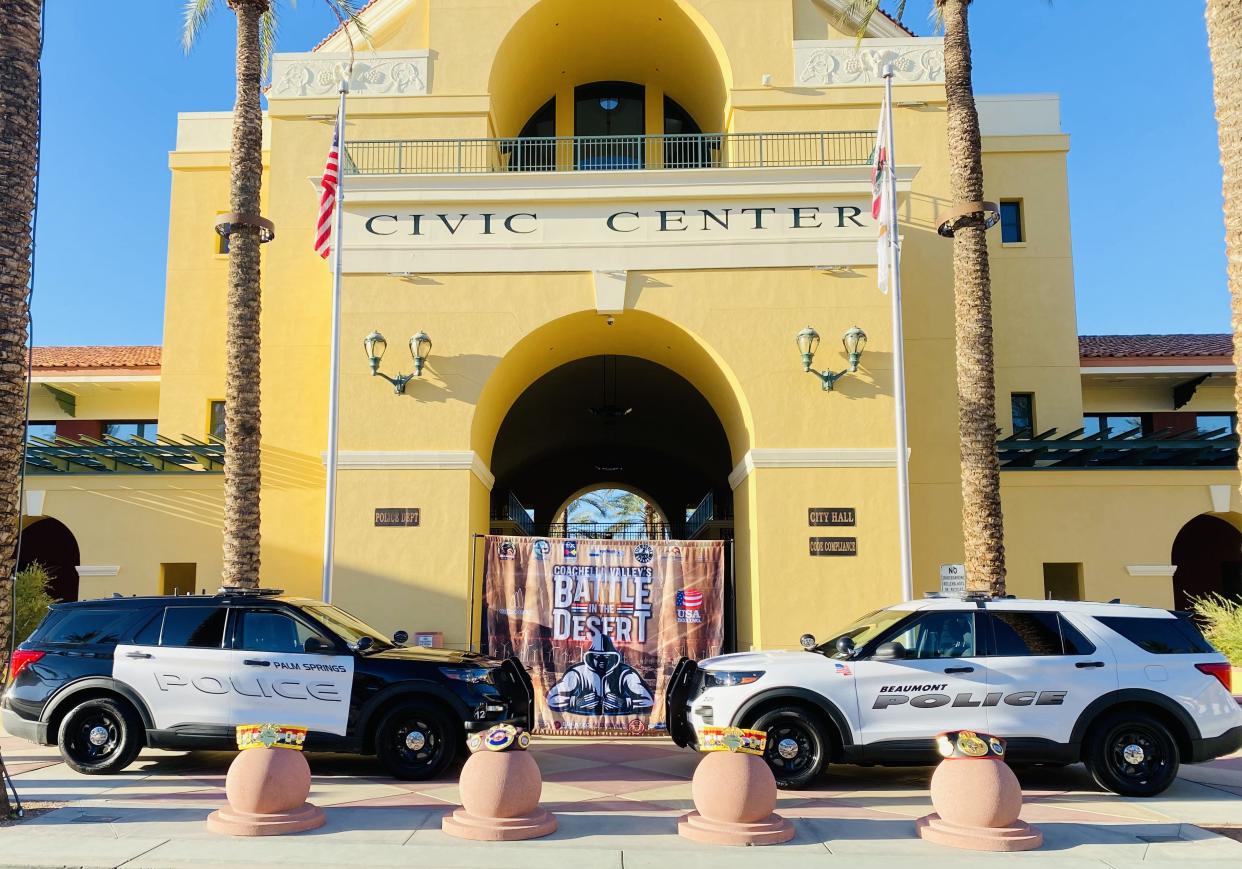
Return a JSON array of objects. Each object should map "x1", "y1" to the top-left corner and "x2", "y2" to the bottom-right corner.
[
  {"x1": 940, "y1": 0, "x2": 1006, "y2": 595},
  {"x1": 221, "y1": 0, "x2": 269, "y2": 588},
  {"x1": 0, "y1": 0, "x2": 41, "y2": 820},
  {"x1": 1206, "y1": 1, "x2": 1242, "y2": 507}
]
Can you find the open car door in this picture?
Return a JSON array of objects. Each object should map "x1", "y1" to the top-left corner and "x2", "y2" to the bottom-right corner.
[
  {"x1": 496, "y1": 656, "x2": 535, "y2": 727},
  {"x1": 665, "y1": 657, "x2": 700, "y2": 747}
]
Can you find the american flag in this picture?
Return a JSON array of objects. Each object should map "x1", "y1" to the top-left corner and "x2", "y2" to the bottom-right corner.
[
  {"x1": 314, "y1": 125, "x2": 340, "y2": 260},
  {"x1": 676, "y1": 589, "x2": 703, "y2": 611}
]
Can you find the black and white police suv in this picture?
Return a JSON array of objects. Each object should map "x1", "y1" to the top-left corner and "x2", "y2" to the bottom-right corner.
[
  {"x1": 1, "y1": 589, "x2": 531, "y2": 779},
  {"x1": 666, "y1": 597, "x2": 1242, "y2": 797}
]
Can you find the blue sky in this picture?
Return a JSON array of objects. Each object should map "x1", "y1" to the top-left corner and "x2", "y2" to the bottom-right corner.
[{"x1": 33, "y1": 1, "x2": 1228, "y2": 345}]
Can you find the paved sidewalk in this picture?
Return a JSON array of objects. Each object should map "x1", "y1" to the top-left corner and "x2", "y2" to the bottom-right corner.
[{"x1": 1, "y1": 727, "x2": 1240, "y2": 868}]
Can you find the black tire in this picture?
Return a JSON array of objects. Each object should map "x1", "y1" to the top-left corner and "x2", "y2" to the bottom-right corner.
[
  {"x1": 749, "y1": 705, "x2": 828, "y2": 790},
  {"x1": 1084, "y1": 710, "x2": 1180, "y2": 797},
  {"x1": 374, "y1": 702, "x2": 457, "y2": 781},
  {"x1": 57, "y1": 697, "x2": 143, "y2": 775}
]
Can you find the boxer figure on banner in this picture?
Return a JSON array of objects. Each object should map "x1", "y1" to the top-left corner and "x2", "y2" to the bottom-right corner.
[{"x1": 546, "y1": 631, "x2": 654, "y2": 716}]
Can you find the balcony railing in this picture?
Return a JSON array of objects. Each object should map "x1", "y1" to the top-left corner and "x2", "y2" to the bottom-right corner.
[
  {"x1": 490, "y1": 490, "x2": 534, "y2": 537},
  {"x1": 344, "y1": 130, "x2": 873, "y2": 175},
  {"x1": 538, "y1": 522, "x2": 671, "y2": 540}
]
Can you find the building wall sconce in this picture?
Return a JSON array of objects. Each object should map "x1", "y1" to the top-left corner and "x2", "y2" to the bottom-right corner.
[
  {"x1": 796, "y1": 325, "x2": 867, "y2": 391},
  {"x1": 364, "y1": 329, "x2": 432, "y2": 394}
]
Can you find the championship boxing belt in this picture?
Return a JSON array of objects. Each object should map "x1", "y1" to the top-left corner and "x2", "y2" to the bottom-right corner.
[
  {"x1": 236, "y1": 723, "x2": 309, "y2": 751},
  {"x1": 697, "y1": 725, "x2": 768, "y2": 756},
  {"x1": 467, "y1": 724, "x2": 532, "y2": 753},
  {"x1": 935, "y1": 729, "x2": 1006, "y2": 760}
]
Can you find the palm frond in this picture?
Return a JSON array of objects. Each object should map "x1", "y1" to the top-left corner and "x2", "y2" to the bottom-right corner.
[
  {"x1": 258, "y1": 6, "x2": 279, "y2": 78},
  {"x1": 838, "y1": 0, "x2": 910, "y2": 40},
  {"x1": 181, "y1": 0, "x2": 222, "y2": 53},
  {"x1": 329, "y1": 0, "x2": 375, "y2": 48}
]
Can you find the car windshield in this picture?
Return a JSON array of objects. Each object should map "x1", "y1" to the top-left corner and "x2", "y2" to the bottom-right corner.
[
  {"x1": 817, "y1": 608, "x2": 909, "y2": 657},
  {"x1": 305, "y1": 605, "x2": 393, "y2": 652}
]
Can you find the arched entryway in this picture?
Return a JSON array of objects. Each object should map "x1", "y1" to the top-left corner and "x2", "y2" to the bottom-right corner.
[
  {"x1": 491, "y1": 354, "x2": 733, "y2": 538},
  {"x1": 1171, "y1": 513, "x2": 1242, "y2": 610},
  {"x1": 19, "y1": 516, "x2": 80, "y2": 602}
]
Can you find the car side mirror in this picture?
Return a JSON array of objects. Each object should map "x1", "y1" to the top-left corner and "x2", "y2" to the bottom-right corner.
[
  {"x1": 835, "y1": 636, "x2": 856, "y2": 657},
  {"x1": 303, "y1": 636, "x2": 332, "y2": 654},
  {"x1": 799, "y1": 633, "x2": 817, "y2": 650},
  {"x1": 354, "y1": 636, "x2": 374, "y2": 652},
  {"x1": 393, "y1": 630, "x2": 409, "y2": 646},
  {"x1": 874, "y1": 641, "x2": 906, "y2": 660}
]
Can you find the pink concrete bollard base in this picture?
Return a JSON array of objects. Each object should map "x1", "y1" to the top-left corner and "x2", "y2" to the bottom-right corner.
[
  {"x1": 678, "y1": 810, "x2": 795, "y2": 846},
  {"x1": 678, "y1": 750, "x2": 795, "y2": 846},
  {"x1": 915, "y1": 752, "x2": 1042, "y2": 852},
  {"x1": 442, "y1": 806, "x2": 558, "y2": 841},
  {"x1": 915, "y1": 814, "x2": 1042, "y2": 851},
  {"x1": 207, "y1": 745, "x2": 325, "y2": 837},
  {"x1": 442, "y1": 748, "x2": 556, "y2": 841},
  {"x1": 207, "y1": 802, "x2": 325, "y2": 837}
]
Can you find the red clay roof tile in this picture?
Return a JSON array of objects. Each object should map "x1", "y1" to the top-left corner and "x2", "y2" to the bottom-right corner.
[
  {"x1": 1079, "y1": 334, "x2": 1233, "y2": 360},
  {"x1": 31, "y1": 346, "x2": 161, "y2": 370}
]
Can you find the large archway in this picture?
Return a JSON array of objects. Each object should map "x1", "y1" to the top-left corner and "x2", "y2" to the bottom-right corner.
[
  {"x1": 1171, "y1": 513, "x2": 1242, "y2": 611},
  {"x1": 491, "y1": 355, "x2": 733, "y2": 537},
  {"x1": 19, "y1": 516, "x2": 80, "y2": 602},
  {"x1": 487, "y1": 0, "x2": 732, "y2": 139}
]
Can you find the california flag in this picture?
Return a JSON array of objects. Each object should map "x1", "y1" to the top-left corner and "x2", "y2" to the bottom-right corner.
[{"x1": 872, "y1": 85, "x2": 893, "y2": 293}]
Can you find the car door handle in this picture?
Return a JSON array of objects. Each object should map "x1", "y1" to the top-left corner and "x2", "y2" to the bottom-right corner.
[
  {"x1": 244, "y1": 659, "x2": 271, "y2": 667},
  {"x1": 1076, "y1": 661, "x2": 1106, "y2": 669},
  {"x1": 124, "y1": 651, "x2": 152, "y2": 659},
  {"x1": 944, "y1": 666, "x2": 974, "y2": 674}
]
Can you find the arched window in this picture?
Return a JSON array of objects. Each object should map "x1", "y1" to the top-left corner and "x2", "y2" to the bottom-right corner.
[{"x1": 510, "y1": 83, "x2": 713, "y2": 171}]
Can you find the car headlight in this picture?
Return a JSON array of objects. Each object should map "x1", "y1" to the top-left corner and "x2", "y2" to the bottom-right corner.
[
  {"x1": 702, "y1": 670, "x2": 764, "y2": 688},
  {"x1": 440, "y1": 667, "x2": 494, "y2": 685}
]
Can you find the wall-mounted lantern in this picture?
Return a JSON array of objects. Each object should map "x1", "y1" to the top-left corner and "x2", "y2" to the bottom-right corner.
[
  {"x1": 364, "y1": 329, "x2": 432, "y2": 394},
  {"x1": 796, "y1": 325, "x2": 867, "y2": 391}
]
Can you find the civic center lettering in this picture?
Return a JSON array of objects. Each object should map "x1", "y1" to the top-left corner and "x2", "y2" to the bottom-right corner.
[{"x1": 360, "y1": 204, "x2": 867, "y2": 240}]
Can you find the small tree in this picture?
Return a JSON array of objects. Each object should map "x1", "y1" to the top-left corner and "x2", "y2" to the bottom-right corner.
[
  {"x1": 14, "y1": 562, "x2": 55, "y2": 647},
  {"x1": 1190, "y1": 593, "x2": 1242, "y2": 667}
]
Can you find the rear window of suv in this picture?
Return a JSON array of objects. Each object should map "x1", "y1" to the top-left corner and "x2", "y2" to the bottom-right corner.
[
  {"x1": 35, "y1": 608, "x2": 134, "y2": 645},
  {"x1": 1095, "y1": 615, "x2": 1213, "y2": 655}
]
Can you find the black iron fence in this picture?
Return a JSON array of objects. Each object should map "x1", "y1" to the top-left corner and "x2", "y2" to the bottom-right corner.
[{"x1": 344, "y1": 130, "x2": 873, "y2": 175}]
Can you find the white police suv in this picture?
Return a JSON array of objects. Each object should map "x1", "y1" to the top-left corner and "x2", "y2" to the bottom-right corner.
[{"x1": 666, "y1": 597, "x2": 1242, "y2": 796}]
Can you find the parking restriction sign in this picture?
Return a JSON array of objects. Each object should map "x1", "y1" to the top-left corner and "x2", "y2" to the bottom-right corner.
[{"x1": 939, "y1": 564, "x2": 966, "y2": 596}]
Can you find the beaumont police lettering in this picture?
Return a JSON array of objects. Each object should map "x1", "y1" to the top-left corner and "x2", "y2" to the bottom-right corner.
[
  {"x1": 873, "y1": 685, "x2": 1068, "y2": 710},
  {"x1": 552, "y1": 564, "x2": 653, "y2": 643}
]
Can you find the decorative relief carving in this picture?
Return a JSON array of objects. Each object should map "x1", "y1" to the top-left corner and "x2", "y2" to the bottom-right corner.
[
  {"x1": 794, "y1": 39, "x2": 943, "y2": 87},
  {"x1": 271, "y1": 51, "x2": 430, "y2": 97}
]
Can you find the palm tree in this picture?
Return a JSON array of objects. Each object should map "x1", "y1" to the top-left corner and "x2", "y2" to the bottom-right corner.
[
  {"x1": 1205, "y1": 2, "x2": 1242, "y2": 507},
  {"x1": 182, "y1": 0, "x2": 366, "y2": 588},
  {"x1": 0, "y1": 0, "x2": 42, "y2": 819},
  {"x1": 847, "y1": 0, "x2": 1006, "y2": 595}
]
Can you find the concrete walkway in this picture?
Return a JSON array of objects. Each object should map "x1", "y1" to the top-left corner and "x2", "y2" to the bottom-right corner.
[{"x1": 1, "y1": 727, "x2": 1240, "y2": 868}]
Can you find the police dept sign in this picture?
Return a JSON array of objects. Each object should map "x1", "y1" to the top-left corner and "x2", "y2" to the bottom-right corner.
[{"x1": 483, "y1": 536, "x2": 724, "y2": 736}]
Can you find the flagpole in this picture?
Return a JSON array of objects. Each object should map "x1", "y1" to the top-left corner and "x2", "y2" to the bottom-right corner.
[
  {"x1": 883, "y1": 64, "x2": 914, "y2": 601},
  {"x1": 322, "y1": 80, "x2": 348, "y2": 603}
]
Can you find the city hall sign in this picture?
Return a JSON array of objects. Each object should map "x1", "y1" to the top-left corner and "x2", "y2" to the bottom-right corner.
[{"x1": 341, "y1": 195, "x2": 890, "y2": 274}]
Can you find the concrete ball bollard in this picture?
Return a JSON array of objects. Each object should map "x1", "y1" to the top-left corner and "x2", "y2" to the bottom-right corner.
[
  {"x1": 443, "y1": 725, "x2": 557, "y2": 841},
  {"x1": 915, "y1": 730, "x2": 1042, "y2": 852},
  {"x1": 678, "y1": 727, "x2": 794, "y2": 846},
  {"x1": 207, "y1": 725, "x2": 324, "y2": 837}
]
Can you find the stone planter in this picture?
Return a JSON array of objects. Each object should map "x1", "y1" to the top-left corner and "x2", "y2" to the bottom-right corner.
[
  {"x1": 207, "y1": 731, "x2": 324, "y2": 836},
  {"x1": 678, "y1": 727, "x2": 794, "y2": 846},
  {"x1": 915, "y1": 730, "x2": 1041, "y2": 852},
  {"x1": 443, "y1": 726, "x2": 556, "y2": 841}
]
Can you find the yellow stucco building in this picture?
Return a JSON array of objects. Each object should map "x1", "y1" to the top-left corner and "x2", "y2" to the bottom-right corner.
[{"x1": 23, "y1": 0, "x2": 1241, "y2": 651}]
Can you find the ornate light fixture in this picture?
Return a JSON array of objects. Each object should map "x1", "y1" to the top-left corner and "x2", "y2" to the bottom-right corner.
[
  {"x1": 364, "y1": 329, "x2": 432, "y2": 394},
  {"x1": 796, "y1": 325, "x2": 867, "y2": 391}
]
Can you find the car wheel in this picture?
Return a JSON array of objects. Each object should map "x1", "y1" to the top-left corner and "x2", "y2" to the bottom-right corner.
[
  {"x1": 375, "y1": 702, "x2": 457, "y2": 781},
  {"x1": 58, "y1": 697, "x2": 143, "y2": 775},
  {"x1": 750, "y1": 705, "x2": 828, "y2": 790},
  {"x1": 1084, "y1": 711, "x2": 1179, "y2": 797}
]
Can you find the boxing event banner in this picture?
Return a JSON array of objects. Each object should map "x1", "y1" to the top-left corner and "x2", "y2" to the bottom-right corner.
[{"x1": 483, "y1": 536, "x2": 725, "y2": 736}]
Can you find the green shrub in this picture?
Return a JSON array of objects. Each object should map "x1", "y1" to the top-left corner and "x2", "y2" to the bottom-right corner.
[
  {"x1": 1190, "y1": 593, "x2": 1242, "y2": 667},
  {"x1": 14, "y1": 562, "x2": 57, "y2": 645}
]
